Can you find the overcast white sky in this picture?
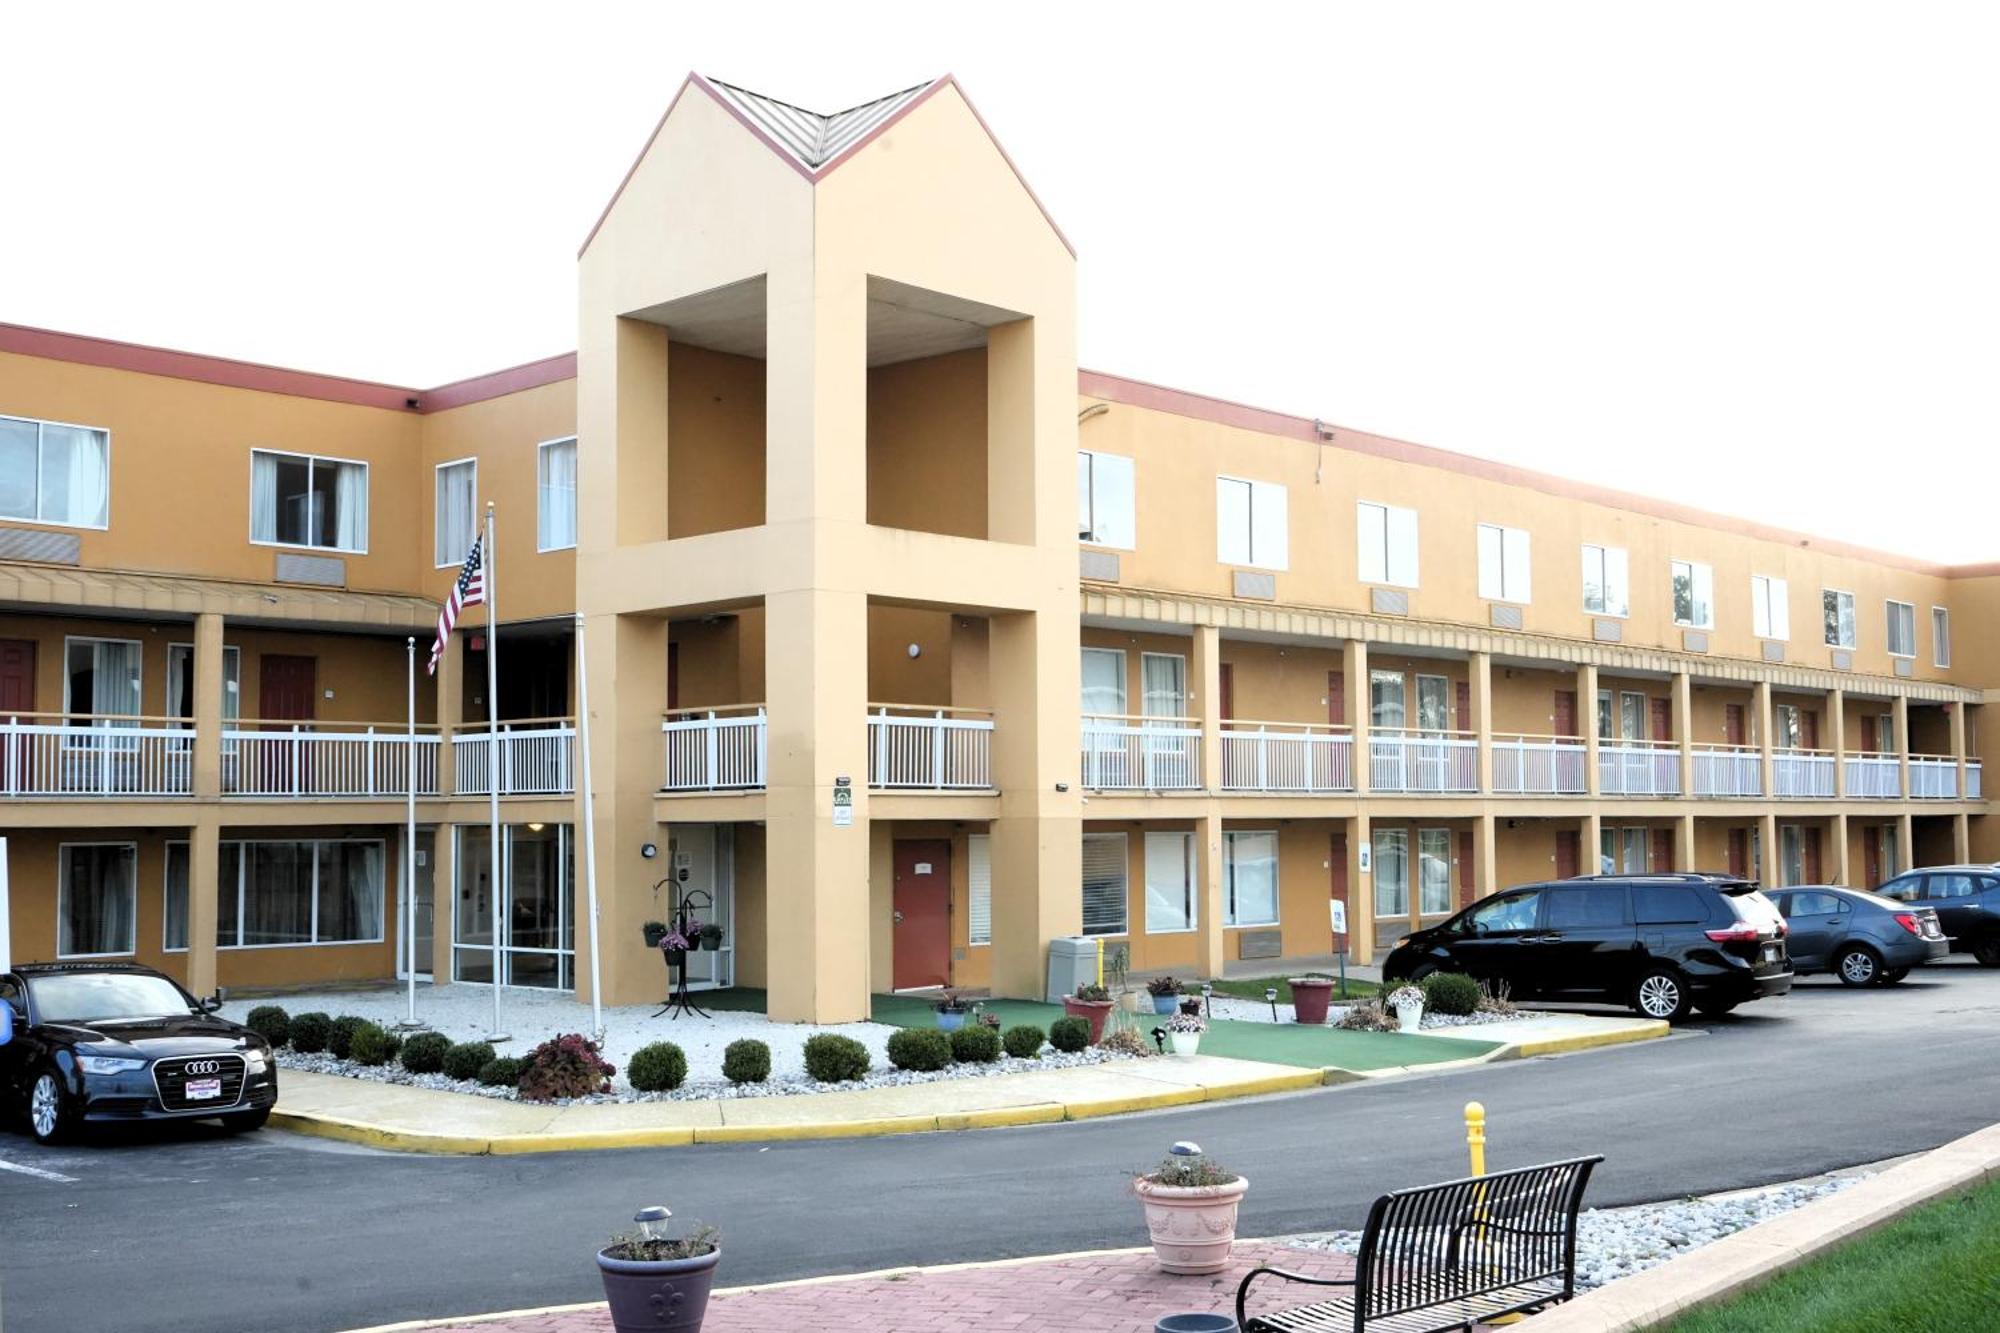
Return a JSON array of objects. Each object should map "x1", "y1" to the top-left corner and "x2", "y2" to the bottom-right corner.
[{"x1": 3, "y1": 3, "x2": 1994, "y2": 561}]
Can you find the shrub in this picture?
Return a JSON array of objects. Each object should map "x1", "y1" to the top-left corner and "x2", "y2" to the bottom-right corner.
[
  {"x1": 518, "y1": 1033, "x2": 617, "y2": 1101},
  {"x1": 1422, "y1": 972, "x2": 1482, "y2": 1017},
  {"x1": 348, "y1": 1022, "x2": 396, "y2": 1067},
  {"x1": 244, "y1": 1005, "x2": 291, "y2": 1047},
  {"x1": 442, "y1": 1041, "x2": 496, "y2": 1082},
  {"x1": 950, "y1": 1024, "x2": 1002, "y2": 1064},
  {"x1": 328, "y1": 1015, "x2": 367, "y2": 1059},
  {"x1": 1477, "y1": 979, "x2": 1518, "y2": 1016},
  {"x1": 802, "y1": 1033, "x2": 871, "y2": 1083},
  {"x1": 1002, "y1": 1024, "x2": 1046, "y2": 1059},
  {"x1": 1335, "y1": 1000, "x2": 1398, "y2": 1032},
  {"x1": 1100, "y1": 1026, "x2": 1153, "y2": 1057},
  {"x1": 886, "y1": 1027, "x2": 953, "y2": 1073},
  {"x1": 397, "y1": 1032, "x2": 452, "y2": 1074},
  {"x1": 627, "y1": 1042, "x2": 690, "y2": 1093},
  {"x1": 1049, "y1": 1015, "x2": 1091, "y2": 1053},
  {"x1": 721, "y1": 1039, "x2": 771, "y2": 1084},
  {"x1": 289, "y1": 1012, "x2": 332, "y2": 1054},
  {"x1": 477, "y1": 1056, "x2": 525, "y2": 1088}
]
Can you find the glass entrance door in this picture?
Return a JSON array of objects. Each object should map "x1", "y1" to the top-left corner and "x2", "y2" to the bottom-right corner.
[{"x1": 668, "y1": 824, "x2": 735, "y2": 990}]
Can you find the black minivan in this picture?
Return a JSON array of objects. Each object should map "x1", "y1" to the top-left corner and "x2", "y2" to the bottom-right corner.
[{"x1": 1382, "y1": 872, "x2": 1793, "y2": 1021}]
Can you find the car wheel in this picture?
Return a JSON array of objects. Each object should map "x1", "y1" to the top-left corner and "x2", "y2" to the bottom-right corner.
[
  {"x1": 1695, "y1": 999, "x2": 1738, "y2": 1017},
  {"x1": 220, "y1": 1108, "x2": 270, "y2": 1134},
  {"x1": 1836, "y1": 946, "x2": 1881, "y2": 987},
  {"x1": 1973, "y1": 940, "x2": 2000, "y2": 969},
  {"x1": 1880, "y1": 968, "x2": 1909, "y2": 985},
  {"x1": 28, "y1": 1068, "x2": 78, "y2": 1147},
  {"x1": 1632, "y1": 969, "x2": 1692, "y2": 1022}
]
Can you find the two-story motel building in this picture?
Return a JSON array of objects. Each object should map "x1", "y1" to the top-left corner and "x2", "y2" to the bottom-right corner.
[{"x1": 0, "y1": 74, "x2": 1993, "y2": 1023}]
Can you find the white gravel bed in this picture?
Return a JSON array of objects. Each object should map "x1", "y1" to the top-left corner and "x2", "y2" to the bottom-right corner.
[
  {"x1": 1284, "y1": 1172, "x2": 1871, "y2": 1290},
  {"x1": 227, "y1": 985, "x2": 1130, "y2": 1102},
  {"x1": 1203, "y1": 993, "x2": 1534, "y2": 1031}
]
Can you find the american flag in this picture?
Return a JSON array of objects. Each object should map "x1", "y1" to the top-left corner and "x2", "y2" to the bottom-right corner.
[{"x1": 429, "y1": 533, "x2": 485, "y2": 675}]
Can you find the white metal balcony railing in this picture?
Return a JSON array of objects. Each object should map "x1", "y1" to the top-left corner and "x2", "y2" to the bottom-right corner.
[
  {"x1": 1491, "y1": 735, "x2": 1587, "y2": 795},
  {"x1": 868, "y1": 706, "x2": 994, "y2": 790},
  {"x1": 1844, "y1": 752, "x2": 1901, "y2": 799},
  {"x1": 452, "y1": 720, "x2": 576, "y2": 795},
  {"x1": 1597, "y1": 740, "x2": 1683, "y2": 797},
  {"x1": 223, "y1": 723, "x2": 442, "y2": 798},
  {"x1": 1693, "y1": 743, "x2": 1763, "y2": 798},
  {"x1": 0, "y1": 716, "x2": 193, "y2": 797},
  {"x1": 1910, "y1": 755, "x2": 1960, "y2": 800},
  {"x1": 1772, "y1": 748, "x2": 1837, "y2": 800},
  {"x1": 1370, "y1": 730, "x2": 1478, "y2": 794},
  {"x1": 1081, "y1": 715, "x2": 1202, "y2": 791},
  {"x1": 1220, "y1": 723, "x2": 1354, "y2": 793},
  {"x1": 661, "y1": 707, "x2": 767, "y2": 792}
]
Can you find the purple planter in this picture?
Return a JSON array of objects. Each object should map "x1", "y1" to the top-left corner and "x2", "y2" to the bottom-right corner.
[{"x1": 597, "y1": 1245, "x2": 721, "y2": 1333}]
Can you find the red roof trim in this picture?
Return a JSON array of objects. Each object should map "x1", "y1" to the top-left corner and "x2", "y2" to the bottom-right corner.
[{"x1": 419, "y1": 352, "x2": 578, "y2": 412}]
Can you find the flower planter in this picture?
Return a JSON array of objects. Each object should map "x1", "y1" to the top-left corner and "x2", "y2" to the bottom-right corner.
[
  {"x1": 936, "y1": 1009, "x2": 968, "y2": 1032},
  {"x1": 1152, "y1": 994, "x2": 1179, "y2": 1015},
  {"x1": 1289, "y1": 979, "x2": 1336, "y2": 1025},
  {"x1": 1168, "y1": 1030, "x2": 1201, "y2": 1057},
  {"x1": 597, "y1": 1245, "x2": 720, "y2": 1332},
  {"x1": 1179, "y1": 998, "x2": 1203, "y2": 1017},
  {"x1": 1063, "y1": 996, "x2": 1116, "y2": 1044},
  {"x1": 1134, "y1": 1176, "x2": 1249, "y2": 1274},
  {"x1": 1394, "y1": 998, "x2": 1424, "y2": 1033}
]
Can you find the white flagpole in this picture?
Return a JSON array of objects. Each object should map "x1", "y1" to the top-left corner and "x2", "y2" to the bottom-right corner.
[
  {"x1": 400, "y1": 636, "x2": 424, "y2": 1030},
  {"x1": 484, "y1": 503, "x2": 508, "y2": 1042},
  {"x1": 575, "y1": 612, "x2": 604, "y2": 1040}
]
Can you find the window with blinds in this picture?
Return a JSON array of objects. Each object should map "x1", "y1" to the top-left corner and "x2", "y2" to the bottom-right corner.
[
  {"x1": 1081, "y1": 833, "x2": 1128, "y2": 936},
  {"x1": 967, "y1": 834, "x2": 992, "y2": 946}
]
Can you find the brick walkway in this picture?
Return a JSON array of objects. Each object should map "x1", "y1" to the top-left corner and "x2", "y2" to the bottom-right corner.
[{"x1": 422, "y1": 1241, "x2": 1356, "y2": 1332}]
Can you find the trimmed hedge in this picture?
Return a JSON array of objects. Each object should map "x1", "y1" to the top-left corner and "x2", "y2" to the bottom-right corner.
[
  {"x1": 1421, "y1": 971, "x2": 1482, "y2": 1017},
  {"x1": 628, "y1": 1042, "x2": 690, "y2": 1093},
  {"x1": 1048, "y1": 1015, "x2": 1091, "y2": 1053},
  {"x1": 441, "y1": 1041, "x2": 495, "y2": 1082},
  {"x1": 398, "y1": 1032, "x2": 452, "y2": 1074},
  {"x1": 477, "y1": 1056, "x2": 525, "y2": 1088},
  {"x1": 327, "y1": 1015, "x2": 366, "y2": 1059},
  {"x1": 949, "y1": 1024, "x2": 1002, "y2": 1064},
  {"x1": 802, "y1": 1033, "x2": 871, "y2": 1083},
  {"x1": 721, "y1": 1039, "x2": 770, "y2": 1084},
  {"x1": 245, "y1": 1005, "x2": 291, "y2": 1048},
  {"x1": 1002, "y1": 1024, "x2": 1046, "y2": 1059},
  {"x1": 348, "y1": 1022, "x2": 396, "y2": 1067},
  {"x1": 289, "y1": 1012, "x2": 332, "y2": 1054},
  {"x1": 886, "y1": 1027, "x2": 954, "y2": 1072}
]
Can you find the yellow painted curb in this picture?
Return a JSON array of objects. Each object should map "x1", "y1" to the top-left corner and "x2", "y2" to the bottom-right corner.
[
  {"x1": 487, "y1": 1126, "x2": 697, "y2": 1155},
  {"x1": 1062, "y1": 1084, "x2": 1208, "y2": 1120},
  {"x1": 1510, "y1": 1020, "x2": 1669, "y2": 1058},
  {"x1": 692, "y1": 1113, "x2": 941, "y2": 1144},
  {"x1": 1200, "y1": 1069, "x2": 1323, "y2": 1101},
  {"x1": 269, "y1": 1109, "x2": 493, "y2": 1156},
  {"x1": 937, "y1": 1103, "x2": 1068, "y2": 1132}
]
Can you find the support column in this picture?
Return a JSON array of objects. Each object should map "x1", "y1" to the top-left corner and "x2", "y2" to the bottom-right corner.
[
  {"x1": 1470, "y1": 652, "x2": 1493, "y2": 795},
  {"x1": 1954, "y1": 812, "x2": 1971, "y2": 863},
  {"x1": 1677, "y1": 812, "x2": 1697, "y2": 873},
  {"x1": 1829, "y1": 687, "x2": 1847, "y2": 797},
  {"x1": 191, "y1": 612, "x2": 224, "y2": 799},
  {"x1": 1348, "y1": 813, "x2": 1374, "y2": 965},
  {"x1": 1832, "y1": 811, "x2": 1851, "y2": 886},
  {"x1": 1894, "y1": 695, "x2": 1912, "y2": 799},
  {"x1": 187, "y1": 818, "x2": 220, "y2": 999},
  {"x1": 436, "y1": 633, "x2": 464, "y2": 797},
  {"x1": 431, "y1": 824, "x2": 456, "y2": 983},
  {"x1": 1672, "y1": 671, "x2": 1694, "y2": 800},
  {"x1": 1951, "y1": 701, "x2": 1969, "y2": 802},
  {"x1": 1754, "y1": 680, "x2": 1775, "y2": 800},
  {"x1": 1581, "y1": 812, "x2": 1602, "y2": 875},
  {"x1": 1345, "y1": 640, "x2": 1371, "y2": 797},
  {"x1": 1192, "y1": 624, "x2": 1223, "y2": 793},
  {"x1": 1475, "y1": 812, "x2": 1498, "y2": 902},
  {"x1": 1578, "y1": 663, "x2": 1601, "y2": 797},
  {"x1": 579, "y1": 611, "x2": 670, "y2": 1009},
  {"x1": 1194, "y1": 812, "x2": 1226, "y2": 978},
  {"x1": 1897, "y1": 810, "x2": 1914, "y2": 874},
  {"x1": 1760, "y1": 811, "x2": 1779, "y2": 885}
]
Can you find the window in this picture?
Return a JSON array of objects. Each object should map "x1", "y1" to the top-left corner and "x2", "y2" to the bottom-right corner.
[
  {"x1": 250, "y1": 450, "x2": 368, "y2": 552},
  {"x1": 1886, "y1": 600, "x2": 1916, "y2": 658},
  {"x1": 64, "y1": 637, "x2": 141, "y2": 725},
  {"x1": 1751, "y1": 576, "x2": 1790, "y2": 641},
  {"x1": 1789, "y1": 891, "x2": 1845, "y2": 917},
  {"x1": 1224, "y1": 831, "x2": 1279, "y2": 926},
  {"x1": 1145, "y1": 831, "x2": 1196, "y2": 933},
  {"x1": 1633, "y1": 885, "x2": 1705, "y2": 925},
  {"x1": 1080, "y1": 647, "x2": 1127, "y2": 715},
  {"x1": 1881, "y1": 824, "x2": 1900, "y2": 879},
  {"x1": 1671, "y1": 560, "x2": 1715, "y2": 629},
  {"x1": 1780, "y1": 826, "x2": 1805, "y2": 887},
  {"x1": 1546, "y1": 887, "x2": 1630, "y2": 929},
  {"x1": 1822, "y1": 589, "x2": 1856, "y2": 648},
  {"x1": 1597, "y1": 690, "x2": 1644, "y2": 741},
  {"x1": 166, "y1": 838, "x2": 385, "y2": 949},
  {"x1": 1357, "y1": 501, "x2": 1419, "y2": 587},
  {"x1": 1581, "y1": 544, "x2": 1629, "y2": 616},
  {"x1": 57, "y1": 844, "x2": 137, "y2": 957},
  {"x1": 1373, "y1": 828, "x2": 1408, "y2": 919},
  {"x1": 1370, "y1": 669, "x2": 1406, "y2": 730},
  {"x1": 1216, "y1": 476, "x2": 1287, "y2": 570},
  {"x1": 1418, "y1": 828, "x2": 1452, "y2": 915},
  {"x1": 1775, "y1": 704, "x2": 1802, "y2": 750},
  {"x1": 435, "y1": 458, "x2": 477, "y2": 566},
  {"x1": 966, "y1": 834, "x2": 991, "y2": 946},
  {"x1": 1141, "y1": 653, "x2": 1187, "y2": 720},
  {"x1": 0, "y1": 414, "x2": 110, "y2": 528},
  {"x1": 1464, "y1": 889, "x2": 1541, "y2": 934},
  {"x1": 1476, "y1": 523, "x2": 1531, "y2": 603},
  {"x1": 1076, "y1": 450, "x2": 1135, "y2": 548},
  {"x1": 167, "y1": 644, "x2": 240, "y2": 728},
  {"x1": 1599, "y1": 827, "x2": 1648, "y2": 874},
  {"x1": 1081, "y1": 833, "x2": 1128, "y2": 936},
  {"x1": 1932, "y1": 607, "x2": 1951, "y2": 668},
  {"x1": 538, "y1": 437, "x2": 578, "y2": 552},
  {"x1": 1416, "y1": 675, "x2": 1450, "y2": 735}
]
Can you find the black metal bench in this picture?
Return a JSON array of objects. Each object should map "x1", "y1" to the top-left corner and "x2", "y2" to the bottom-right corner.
[{"x1": 1236, "y1": 1156, "x2": 1601, "y2": 1333}]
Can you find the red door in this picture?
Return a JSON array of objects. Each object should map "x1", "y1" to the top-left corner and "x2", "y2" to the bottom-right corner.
[
  {"x1": 1650, "y1": 698, "x2": 1672, "y2": 743},
  {"x1": 1864, "y1": 828, "x2": 1882, "y2": 886},
  {"x1": 1327, "y1": 671, "x2": 1345, "y2": 726},
  {"x1": 1218, "y1": 663, "x2": 1234, "y2": 722},
  {"x1": 259, "y1": 655, "x2": 317, "y2": 794},
  {"x1": 1455, "y1": 681, "x2": 1471, "y2": 734},
  {"x1": 1728, "y1": 828, "x2": 1749, "y2": 878},
  {"x1": 1555, "y1": 830, "x2": 1581, "y2": 879},
  {"x1": 1804, "y1": 829, "x2": 1823, "y2": 884},
  {"x1": 1456, "y1": 829, "x2": 1474, "y2": 904},
  {"x1": 1651, "y1": 828, "x2": 1674, "y2": 873},
  {"x1": 1724, "y1": 704, "x2": 1747, "y2": 747},
  {"x1": 0, "y1": 638, "x2": 35, "y2": 790},
  {"x1": 892, "y1": 839, "x2": 952, "y2": 990},
  {"x1": 1801, "y1": 710, "x2": 1820, "y2": 750},
  {"x1": 1553, "y1": 691, "x2": 1578, "y2": 738},
  {"x1": 1330, "y1": 831, "x2": 1350, "y2": 953}
]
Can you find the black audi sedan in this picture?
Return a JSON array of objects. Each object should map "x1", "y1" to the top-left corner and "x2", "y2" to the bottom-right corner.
[{"x1": 1, "y1": 962, "x2": 277, "y2": 1145}]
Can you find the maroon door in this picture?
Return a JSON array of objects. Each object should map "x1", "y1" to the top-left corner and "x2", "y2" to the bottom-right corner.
[
  {"x1": 1456, "y1": 830, "x2": 1474, "y2": 904},
  {"x1": 1553, "y1": 691, "x2": 1578, "y2": 738},
  {"x1": 892, "y1": 839, "x2": 952, "y2": 991},
  {"x1": 1327, "y1": 671, "x2": 1345, "y2": 727},
  {"x1": 1218, "y1": 663, "x2": 1235, "y2": 722},
  {"x1": 1864, "y1": 828, "x2": 1882, "y2": 887},
  {"x1": 259, "y1": 655, "x2": 317, "y2": 793},
  {"x1": 1804, "y1": 829, "x2": 1823, "y2": 884},
  {"x1": 1330, "y1": 832, "x2": 1350, "y2": 953},
  {"x1": 1651, "y1": 828, "x2": 1674, "y2": 874},
  {"x1": 1650, "y1": 698, "x2": 1672, "y2": 743},
  {"x1": 1801, "y1": 710, "x2": 1820, "y2": 750},
  {"x1": 1555, "y1": 830, "x2": 1581, "y2": 879},
  {"x1": 1455, "y1": 681, "x2": 1471, "y2": 733},
  {"x1": 1728, "y1": 828, "x2": 1749, "y2": 878},
  {"x1": 0, "y1": 638, "x2": 35, "y2": 790},
  {"x1": 1724, "y1": 704, "x2": 1747, "y2": 747}
]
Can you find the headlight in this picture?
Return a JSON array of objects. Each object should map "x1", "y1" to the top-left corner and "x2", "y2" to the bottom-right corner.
[
  {"x1": 244, "y1": 1049, "x2": 269, "y2": 1074},
  {"x1": 79, "y1": 1055, "x2": 147, "y2": 1075}
]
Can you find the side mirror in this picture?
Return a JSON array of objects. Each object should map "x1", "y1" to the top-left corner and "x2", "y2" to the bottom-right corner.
[{"x1": 201, "y1": 989, "x2": 227, "y2": 1013}]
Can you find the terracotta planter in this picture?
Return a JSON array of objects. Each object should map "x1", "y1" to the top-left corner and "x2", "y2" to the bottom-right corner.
[
  {"x1": 597, "y1": 1245, "x2": 720, "y2": 1332},
  {"x1": 1289, "y1": 979, "x2": 1336, "y2": 1025},
  {"x1": 1063, "y1": 996, "x2": 1116, "y2": 1044},
  {"x1": 1134, "y1": 1175, "x2": 1249, "y2": 1274}
]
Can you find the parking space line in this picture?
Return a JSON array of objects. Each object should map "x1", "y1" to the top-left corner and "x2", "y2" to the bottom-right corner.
[{"x1": 0, "y1": 1157, "x2": 78, "y2": 1183}]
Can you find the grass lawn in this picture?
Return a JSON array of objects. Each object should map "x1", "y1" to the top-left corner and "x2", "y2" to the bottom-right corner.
[
  {"x1": 1206, "y1": 974, "x2": 1383, "y2": 1002},
  {"x1": 1662, "y1": 1176, "x2": 2000, "y2": 1332}
]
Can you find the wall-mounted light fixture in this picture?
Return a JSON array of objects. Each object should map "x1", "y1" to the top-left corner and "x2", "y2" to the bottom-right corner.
[{"x1": 640, "y1": 842, "x2": 658, "y2": 860}]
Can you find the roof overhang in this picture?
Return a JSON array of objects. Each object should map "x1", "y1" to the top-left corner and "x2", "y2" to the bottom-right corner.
[{"x1": 0, "y1": 561, "x2": 439, "y2": 634}]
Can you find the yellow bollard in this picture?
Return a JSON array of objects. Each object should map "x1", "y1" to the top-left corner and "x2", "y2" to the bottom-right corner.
[
  {"x1": 1096, "y1": 938, "x2": 1104, "y2": 988},
  {"x1": 1467, "y1": 1100, "x2": 1523, "y2": 1325}
]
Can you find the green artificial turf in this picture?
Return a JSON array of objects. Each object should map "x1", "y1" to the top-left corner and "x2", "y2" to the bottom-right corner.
[
  {"x1": 1662, "y1": 1177, "x2": 2000, "y2": 1333},
  {"x1": 1205, "y1": 974, "x2": 1383, "y2": 1002}
]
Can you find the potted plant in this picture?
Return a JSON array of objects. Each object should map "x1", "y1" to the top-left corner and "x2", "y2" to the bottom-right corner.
[
  {"x1": 597, "y1": 1206, "x2": 720, "y2": 1333},
  {"x1": 933, "y1": 990, "x2": 976, "y2": 1032},
  {"x1": 1165, "y1": 1011, "x2": 1206, "y2": 1056},
  {"x1": 698, "y1": 922, "x2": 724, "y2": 952},
  {"x1": 1063, "y1": 982, "x2": 1116, "y2": 1044},
  {"x1": 1288, "y1": 975, "x2": 1337, "y2": 1025},
  {"x1": 659, "y1": 923, "x2": 695, "y2": 966},
  {"x1": 1133, "y1": 1142, "x2": 1247, "y2": 1275},
  {"x1": 1145, "y1": 976, "x2": 1183, "y2": 1015},
  {"x1": 641, "y1": 921, "x2": 669, "y2": 948},
  {"x1": 1179, "y1": 995, "x2": 1203, "y2": 1017},
  {"x1": 1388, "y1": 984, "x2": 1426, "y2": 1033}
]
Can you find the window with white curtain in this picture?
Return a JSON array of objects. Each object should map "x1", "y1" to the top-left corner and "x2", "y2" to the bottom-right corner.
[
  {"x1": 1357, "y1": 501, "x2": 1420, "y2": 587},
  {"x1": 1081, "y1": 832, "x2": 1129, "y2": 936},
  {"x1": 1823, "y1": 589, "x2": 1857, "y2": 648},
  {"x1": 537, "y1": 438, "x2": 578, "y2": 552},
  {"x1": 1582, "y1": 544, "x2": 1630, "y2": 617},
  {"x1": 1216, "y1": 476, "x2": 1288, "y2": 570},
  {"x1": 0, "y1": 414, "x2": 111, "y2": 528},
  {"x1": 1671, "y1": 560, "x2": 1715, "y2": 628},
  {"x1": 167, "y1": 643, "x2": 239, "y2": 729},
  {"x1": 435, "y1": 459, "x2": 477, "y2": 566},
  {"x1": 64, "y1": 637, "x2": 141, "y2": 725},
  {"x1": 251, "y1": 450, "x2": 368, "y2": 552},
  {"x1": 1476, "y1": 523, "x2": 1531, "y2": 603},
  {"x1": 1370, "y1": 669, "x2": 1406, "y2": 730},
  {"x1": 1141, "y1": 653, "x2": 1187, "y2": 720},
  {"x1": 1373, "y1": 828, "x2": 1409, "y2": 918},
  {"x1": 1751, "y1": 575, "x2": 1790, "y2": 640},
  {"x1": 1933, "y1": 607, "x2": 1951, "y2": 668},
  {"x1": 1224, "y1": 830, "x2": 1278, "y2": 926},
  {"x1": 1418, "y1": 828, "x2": 1453, "y2": 915},
  {"x1": 1886, "y1": 600, "x2": 1916, "y2": 657},
  {"x1": 1076, "y1": 450, "x2": 1135, "y2": 548},
  {"x1": 167, "y1": 838, "x2": 385, "y2": 949},
  {"x1": 1145, "y1": 831, "x2": 1196, "y2": 933},
  {"x1": 1080, "y1": 647, "x2": 1126, "y2": 715},
  {"x1": 58, "y1": 843, "x2": 138, "y2": 957},
  {"x1": 966, "y1": 834, "x2": 992, "y2": 946}
]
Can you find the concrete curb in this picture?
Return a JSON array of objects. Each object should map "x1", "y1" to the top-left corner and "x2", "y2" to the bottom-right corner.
[{"x1": 1523, "y1": 1121, "x2": 2000, "y2": 1331}]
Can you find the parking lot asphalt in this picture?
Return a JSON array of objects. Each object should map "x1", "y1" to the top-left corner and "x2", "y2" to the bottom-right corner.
[{"x1": 4, "y1": 961, "x2": 1998, "y2": 1333}]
